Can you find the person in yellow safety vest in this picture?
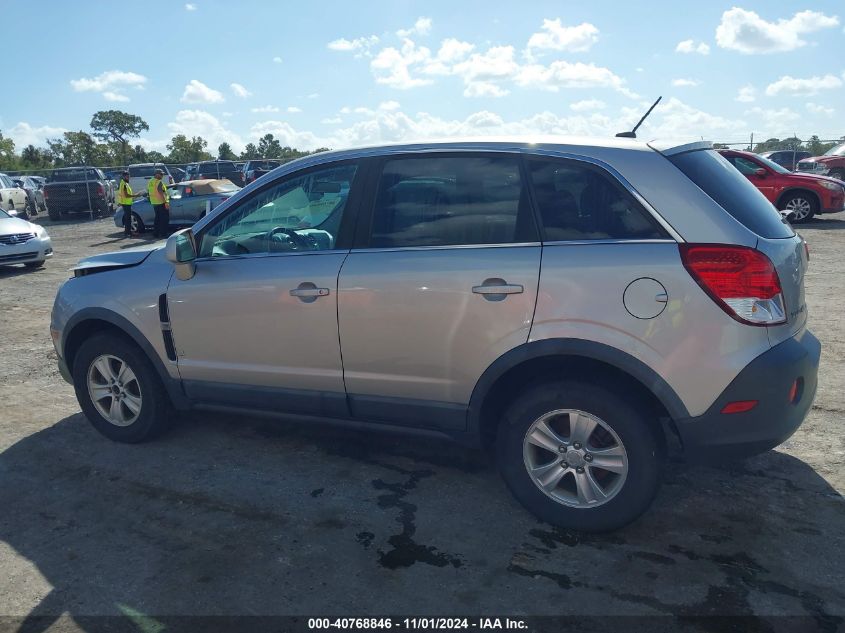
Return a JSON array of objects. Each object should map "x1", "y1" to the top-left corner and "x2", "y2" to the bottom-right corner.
[
  {"x1": 117, "y1": 170, "x2": 144, "y2": 237},
  {"x1": 148, "y1": 168, "x2": 171, "y2": 238}
]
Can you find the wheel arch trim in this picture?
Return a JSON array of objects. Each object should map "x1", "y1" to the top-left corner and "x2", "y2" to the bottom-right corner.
[
  {"x1": 775, "y1": 187, "x2": 821, "y2": 209},
  {"x1": 62, "y1": 307, "x2": 188, "y2": 408},
  {"x1": 466, "y1": 338, "x2": 689, "y2": 437}
]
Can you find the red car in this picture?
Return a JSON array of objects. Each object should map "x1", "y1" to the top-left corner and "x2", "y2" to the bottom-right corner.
[{"x1": 718, "y1": 149, "x2": 845, "y2": 223}]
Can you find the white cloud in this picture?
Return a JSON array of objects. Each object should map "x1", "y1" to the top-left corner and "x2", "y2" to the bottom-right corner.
[
  {"x1": 672, "y1": 78, "x2": 700, "y2": 87},
  {"x1": 716, "y1": 8, "x2": 839, "y2": 54},
  {"x1": 181, "y1": 79, "x2": 225, "y2": 104},
  {"x1": 675, "y1": 39, "x2": 710, "y2": 55},
  {"x1": 453, "y1": 46, "x2": 520, "y2": 96},
  {"x1": 273, "y1": 56, "x2": 283, "y2": 64},
  {"x1": 251, "y1": 105, "x2": 280, "y2": 113},
  {"x1": 525, "y1": 19, "x2": 599, "y2": 58},
  {"x1": 230, "y1": 83, "x2": 252, "y2": 98},
  {"x1": 635, "y1": 67, "x2": 644, "y2": 72},
  {"x1": 70, "y1": 69, "x2": 147, "y2": 102},
  {"x1": 6, "y1": 122, "x2": 68, "y2": 148},
  {"x1": 423, "y1": 38, "x2": 475, "y2": 74},
  {"x1": 735, "y1": 84, "x2": 756, "y2": 102},
  {"x1": 806, "y1": 102, "x2": 834, "y2": 116},
  {"x1": 321, "y1": 117, "x2": 343, "y2": 125},
  {"x1": 370, "y1": 40, "x2": 435, "y2": 89},
  {"x1": 634, "y1": 97, "x2": 746, "y2": 138},
  {"x1": 328, "y1": 35, "x2": 380, "y2": 57},
  {"x1": 307, "y1": 93, "x2": 319, "y2": 99},
  {"x1": 379, "y1": 100, "x2": 401, "y2": 111},
  {"x1": 287, "y1": 106, "x2": 302, "y2": 113},
  {"x1": 397, "y1": 17, "x2": 432, "y2": 38},
  {"x1": 744, "y1": 106, "x2": 800, "y2": 131},
  {"x1": 570, "y1": 99, "x2": 606, "y2": 112},
  {"x1": 765, "y1": 74, "x2": 843, "y2": 97},
  {"x1": 103, "y1": 91, "x2": 130, "y2": 102},
  {"x1": 167, "y1": 110, "x2": 244, "y2": 153},
  {"x1": 515, "y1": 60, "x2": 632, "y2": 95},
  {"x1": 185, "y1": 3, "x2": 197, "y2": 10}
]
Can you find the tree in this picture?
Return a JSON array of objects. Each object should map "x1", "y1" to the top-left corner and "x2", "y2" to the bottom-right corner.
[
  {"x1": 240, "y1": 143, "x2": 260, "y2": 160},
  {"x1": 0, "y1": 132, "x2": 15, "y2": 170},
  {"x1": 90, "y1": 110, "x2": 149, "y2": 166},
  {"x1": 217, "y1": 142, "x2": 237, "y2": 160},
  {"x1": 166, "y1": 134, "x2": 212, "y2": 163},
  {"x1": 47, "y1": 131, "x2": 108, "y2": 166},
  {"x1": 257, "y1": 133, "x2": 283, "y2": 158}
]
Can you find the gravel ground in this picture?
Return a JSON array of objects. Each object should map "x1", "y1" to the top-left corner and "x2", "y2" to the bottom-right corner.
[{"x1": 0, "y1": 214, "x2": 843, "y2": 629}]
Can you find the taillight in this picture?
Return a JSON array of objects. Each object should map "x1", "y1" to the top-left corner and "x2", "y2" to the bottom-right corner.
[
  {"x1": 97, "y1": 184, "x2": 105, "y2": 197},
  {"x1": 679, "y1": 244, "x2": 786, "y2": 326}
]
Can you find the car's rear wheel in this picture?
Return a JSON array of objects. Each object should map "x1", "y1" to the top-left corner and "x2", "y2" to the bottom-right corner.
[
  {"x1": 130, "y1": 212, "x2": 144, "y2": 233},
  {"x1": 779, "y1": 192, "x2": 817, "y2": 223},
  {"x1": 497, "y1": 381, "x2": 661, "y2": 532},
  {"x1": 72, "y1": 333, "x2": 173, "y2": 443}
]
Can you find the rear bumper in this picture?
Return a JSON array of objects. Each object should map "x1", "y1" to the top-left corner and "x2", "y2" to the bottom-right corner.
[{"x1": 674, "y1": 329, "x2": 820, "y2": 461}]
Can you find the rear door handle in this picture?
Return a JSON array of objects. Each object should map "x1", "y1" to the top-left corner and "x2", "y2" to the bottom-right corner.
[{"x1": 472, "y1": 284, "x2": 524, "y2": 295}]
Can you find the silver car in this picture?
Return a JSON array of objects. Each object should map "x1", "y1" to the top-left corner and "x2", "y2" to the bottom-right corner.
[
  {"x1": 51, "y1": 138, "x2": 819, "y2": 531},
  {"x1": 0, "y1": 208, "x2": 53, "y2": 268},
  {"x1": 114, "y1": 179, "x2": 241, "y2": 233}
]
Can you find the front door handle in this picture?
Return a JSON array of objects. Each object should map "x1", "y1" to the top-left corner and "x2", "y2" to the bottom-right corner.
[
  {"x1": 290, "y1": 284, "x2": 330, "y2": 299},
  {"x1": 472, "y1": 278, "x2": 524, "y2": 301}
]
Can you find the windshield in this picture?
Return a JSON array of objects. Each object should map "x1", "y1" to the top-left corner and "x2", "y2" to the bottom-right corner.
[
  {"x1": 823, "y1": 143, "x2": 845, "y2": 157},
  {"x1": 0, "y1": 208, "x2": 9, "y2": 219},
  {"x1": 754, "y1": 154, "x2": 790, "y2": 174}
]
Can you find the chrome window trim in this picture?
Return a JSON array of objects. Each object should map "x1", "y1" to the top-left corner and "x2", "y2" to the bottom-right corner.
[
  {"x1": 347, "y1": 242, "x2": 542, "y2": 255},
  {"x1": 195, "y1": 248, "x2": 350, "y2": 264},
  {"x1": 542, "y1": 239, "x2": 678, "y2": 247}
]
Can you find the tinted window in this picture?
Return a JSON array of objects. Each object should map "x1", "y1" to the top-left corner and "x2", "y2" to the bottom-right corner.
[
  {"x1": 670, "y1": 150, "x2": 793, "y2": 239},
  {"x1": 199, "y1": 162, "x2": 237, "y2": 175},
  {"x1": 199, "y1": 163, "x2": 357, "y2": 257},
  {"x1": 248, "y1": 161, "x2": 281, "y2": 171},
  {"x1": 726, "y1": 155, "x2": 761, "y2": 175},
  {"x1": 528, "y1": 159, "x2": 666, "y2": 241},
  {"x1": 369, "y1": 156, "x2": 536, "y2": 248},
  {"x1": 130, "y1": 165, "x2": 156, "y2": 177}
]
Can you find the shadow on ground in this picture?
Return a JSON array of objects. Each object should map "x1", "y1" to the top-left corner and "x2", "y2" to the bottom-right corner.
[{"x1": 1, "y1": 413, "x2": 843, "y2": 630}]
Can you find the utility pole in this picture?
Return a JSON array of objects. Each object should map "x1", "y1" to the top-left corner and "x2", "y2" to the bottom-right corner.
[{"x1": 749, "y1": 133, "x2": 754, "y2": 152}]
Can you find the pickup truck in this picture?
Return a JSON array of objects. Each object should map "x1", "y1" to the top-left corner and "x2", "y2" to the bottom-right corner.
[
  {"x1": 796, "y1": 142, "x2": 845, "y2": 181},
  {"x1": 43, "y1": 167, "x2": 115, "y2": 220}
]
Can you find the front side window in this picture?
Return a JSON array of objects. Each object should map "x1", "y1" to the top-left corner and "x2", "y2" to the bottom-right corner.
[
  {"x1": 728, "y1": 156, "x2": 763, "y2": 175},
  {"x1": 198, "y1": 163, "x2": 357, "y2": 258},
  {"x1": 369, "y1": 155, "x2": 536, "y2": 248},
  {"x1": 528, "y1": 159, "x2": 666, "y2": 241}
]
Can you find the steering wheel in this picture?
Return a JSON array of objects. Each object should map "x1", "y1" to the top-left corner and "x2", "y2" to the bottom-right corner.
[{"x1": 267, "y1": 226, "x2": 313, "y2": 250}]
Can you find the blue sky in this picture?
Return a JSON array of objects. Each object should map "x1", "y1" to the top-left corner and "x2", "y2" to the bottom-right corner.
[{"x1": 2, "y1": 0, "x2": 843, "y2": 153}]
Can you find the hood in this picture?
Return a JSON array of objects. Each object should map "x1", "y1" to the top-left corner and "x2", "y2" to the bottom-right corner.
[
  {"x1": 784, "y1": 172, "x2": 844, "y2": 187},
  {"x1": 0, "y1": 215, "x2": 39, "y2": 235},
  {"x1": 74, "y1": 243, "x2": 161, "y2": 276}
]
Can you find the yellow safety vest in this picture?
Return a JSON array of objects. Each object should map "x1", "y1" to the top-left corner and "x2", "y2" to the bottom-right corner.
[
  {"x1": 148, "y1": 178, "x2": 169, "y2": 205},
  {"x1": 117, "y1": 181, "x2": 134, "y2": 206}
]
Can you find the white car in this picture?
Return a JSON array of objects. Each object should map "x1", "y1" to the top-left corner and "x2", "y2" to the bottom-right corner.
[
  {"x1": 0, "y1": 173, "x2": 28, "y2": 214},
  {"x1": 0, "y1": 207, "x2": 53, "y2": 268},
  {"x1": 127, "y1": 163, "x2": 175, "y2": 195}
]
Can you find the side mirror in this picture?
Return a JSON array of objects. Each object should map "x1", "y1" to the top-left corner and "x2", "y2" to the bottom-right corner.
[
  {"x1": 754, "y1": 168, "x2": 767, "y2": 177},
  {"x1": 165, "y1": 228, "x2": 197, "y2": 280}
]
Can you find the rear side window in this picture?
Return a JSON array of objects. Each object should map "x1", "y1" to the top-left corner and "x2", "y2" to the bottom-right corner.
[
  {"x1": 670, "y1": 150, "x2": 793, "y2": 239},
  {"x1": 369, "y1": 156, "x2": 537, "y2": 248},
  {"x1": 527, "y1": 159, "x2": 667, "y2": 241},
  {"x1": 130, "y1": 166, "x2": 155, "y2": 177}
]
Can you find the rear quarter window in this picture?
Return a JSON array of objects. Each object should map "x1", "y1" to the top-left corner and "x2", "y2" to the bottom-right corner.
[{"x1": 669, "y1": 150, "x2": 793, "y2": 239}]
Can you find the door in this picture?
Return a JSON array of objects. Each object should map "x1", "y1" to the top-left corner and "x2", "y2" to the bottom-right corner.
[
  {"x1": 337, "y1": 154, "x2": 541, "y2": 430},
  {"x1": 729, "y1": 155, "x2": 777, "y2": 201},
  {"x1": 166, "y1": 161, "x2": 361, "y2": 416}
]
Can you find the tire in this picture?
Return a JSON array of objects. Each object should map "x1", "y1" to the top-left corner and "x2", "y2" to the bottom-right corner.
[
  {"x1": 48, "y1": 207, "x2": 62, "y2": 221},
  {"x1": 72, "y1": 333, "x2": 173, "y2": 443},
  {"x1": 38, "y1": 202, "x2": 47, "y2": 213},
  {"x1": 95, "y1": 201, "x2": 109, "y2": 218},
  {"x1": 25, "y1": 196, "x2": 36, "y2": 218},
  {"x1": 24, "y1": 260, "x2": 44, "y2": 269},
  {"x1": 778, "y1": 191, "x2": 817, "y2": 223},
  {"x1": 829, "y1": 169, "x2": 844, "y2": 182},
  {"x1": 130, "y1": 212, "x2": 145, "y2": 234},
  {"x1": 497, "y1": 381, "x2": 662, "y2": 532}
]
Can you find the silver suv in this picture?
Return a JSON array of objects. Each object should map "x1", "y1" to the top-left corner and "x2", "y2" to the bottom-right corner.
[{"x1": 51, "y1": 138, "x2": 820, "y2": 531}]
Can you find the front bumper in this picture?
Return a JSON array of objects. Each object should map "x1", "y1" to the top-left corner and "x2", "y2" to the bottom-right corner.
[
  {"x1": 0, "y1": 236, "x2": 53, "y2": 265},
  {"x1": 675, "y1": 329, "x2": 820, "y2": 461}
]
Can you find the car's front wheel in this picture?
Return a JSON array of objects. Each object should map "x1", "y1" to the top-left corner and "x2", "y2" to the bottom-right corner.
[
  {"x1": 72, "y1": 334, "x2": 172, "y2": 442},
  {"x1": 497, "y1": 381, "x2": 661, "y2": 532}
]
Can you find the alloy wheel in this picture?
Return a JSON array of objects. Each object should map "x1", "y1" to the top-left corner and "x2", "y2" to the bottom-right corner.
[
  {"x1": 86, "y1": 354, "x2": 143, "y2": 427},
  {"x1": 785, "y1": 197, "x2": 811, "y2": 221},
  {"x1": 523, "y1": 409, "x2": 628, "y2": 508}
]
